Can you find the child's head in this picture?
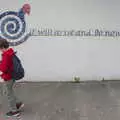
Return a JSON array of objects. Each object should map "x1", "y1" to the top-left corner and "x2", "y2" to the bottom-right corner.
[{"x1": 0, "y1": 39, "x2": 9, "y2": 52}]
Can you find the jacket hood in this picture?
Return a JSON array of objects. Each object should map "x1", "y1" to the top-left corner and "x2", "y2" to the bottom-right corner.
[{"x1": 3, "y1": 48, "x2": 14, "y2": 56}]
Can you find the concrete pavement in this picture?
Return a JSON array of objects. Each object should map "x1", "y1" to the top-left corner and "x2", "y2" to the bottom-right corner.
[{"x1": 0, "y1": 81, "x2": 120, "y2": 120}]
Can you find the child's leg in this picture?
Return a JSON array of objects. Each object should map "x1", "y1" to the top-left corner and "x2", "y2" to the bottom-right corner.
[
  {"x1": 0, "y1": 83, "x2": 4, "y2": 109},
  {"x1": 12, "y1": 80, "x2": 24, "y2": 109},
  {"x1": 12, "y1": 80, "x2": 21, "y2": 104},
  {"x1": 4, "y1": 80, "x2": 17, "y2": 112}
]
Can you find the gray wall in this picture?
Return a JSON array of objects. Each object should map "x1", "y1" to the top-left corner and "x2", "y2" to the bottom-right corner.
[{"x1": 0, "y1": 0, "x2": 120, "y2": 81}]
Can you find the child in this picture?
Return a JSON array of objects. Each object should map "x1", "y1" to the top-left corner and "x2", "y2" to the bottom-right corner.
[{"x1": 0, "y1": 39, "x2": 24, "y2": 117}]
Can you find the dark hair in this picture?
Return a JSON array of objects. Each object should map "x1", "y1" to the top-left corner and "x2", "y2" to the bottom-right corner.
[{"x1": 0, "y1": 39, "x2": 9, "y2": 49}]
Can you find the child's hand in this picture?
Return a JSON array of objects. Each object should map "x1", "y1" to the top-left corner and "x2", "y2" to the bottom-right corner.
[
  {"x1": 0, "y1": 71, "x2": 2, "y2": 75},
  {"x1": 0, "y1": 72, "x2": 3, "y2": 83},
  {"x1": 0, "y1": 79, "x2": 4, "y2": 83}
]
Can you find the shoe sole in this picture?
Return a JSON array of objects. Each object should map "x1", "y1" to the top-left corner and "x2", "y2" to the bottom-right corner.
[
  {"x1": 13, "y1": 113, "x2": 20, "y2": 117},
  {"x1": 6, "y1": 112, "x2": 20, "y2": 117},
  {"x1": 19, "y1": 103, "x2": 24, "y2": 110}
]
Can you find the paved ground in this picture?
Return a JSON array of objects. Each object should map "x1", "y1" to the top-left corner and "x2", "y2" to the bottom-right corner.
[{"x1": 0, "y1": 81, "x2": 120, "y2": 120}]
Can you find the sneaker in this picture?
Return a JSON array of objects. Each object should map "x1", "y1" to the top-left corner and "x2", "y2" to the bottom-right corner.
[
  {"x1": 6, "y1": 111, "x2": 20, "y2": 117},
  {"x1": 16, "y1": 102, "x2": 24, "y2": 110}
]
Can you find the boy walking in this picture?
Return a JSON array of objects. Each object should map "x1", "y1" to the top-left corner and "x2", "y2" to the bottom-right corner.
[{"x1": 0, "y1": 39, "x2": 24, "y2": 117}]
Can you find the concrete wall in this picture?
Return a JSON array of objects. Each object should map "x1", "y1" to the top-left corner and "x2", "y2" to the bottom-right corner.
[{"x1": 1, "y1": 0, "x2": 120, "y2": 81}]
